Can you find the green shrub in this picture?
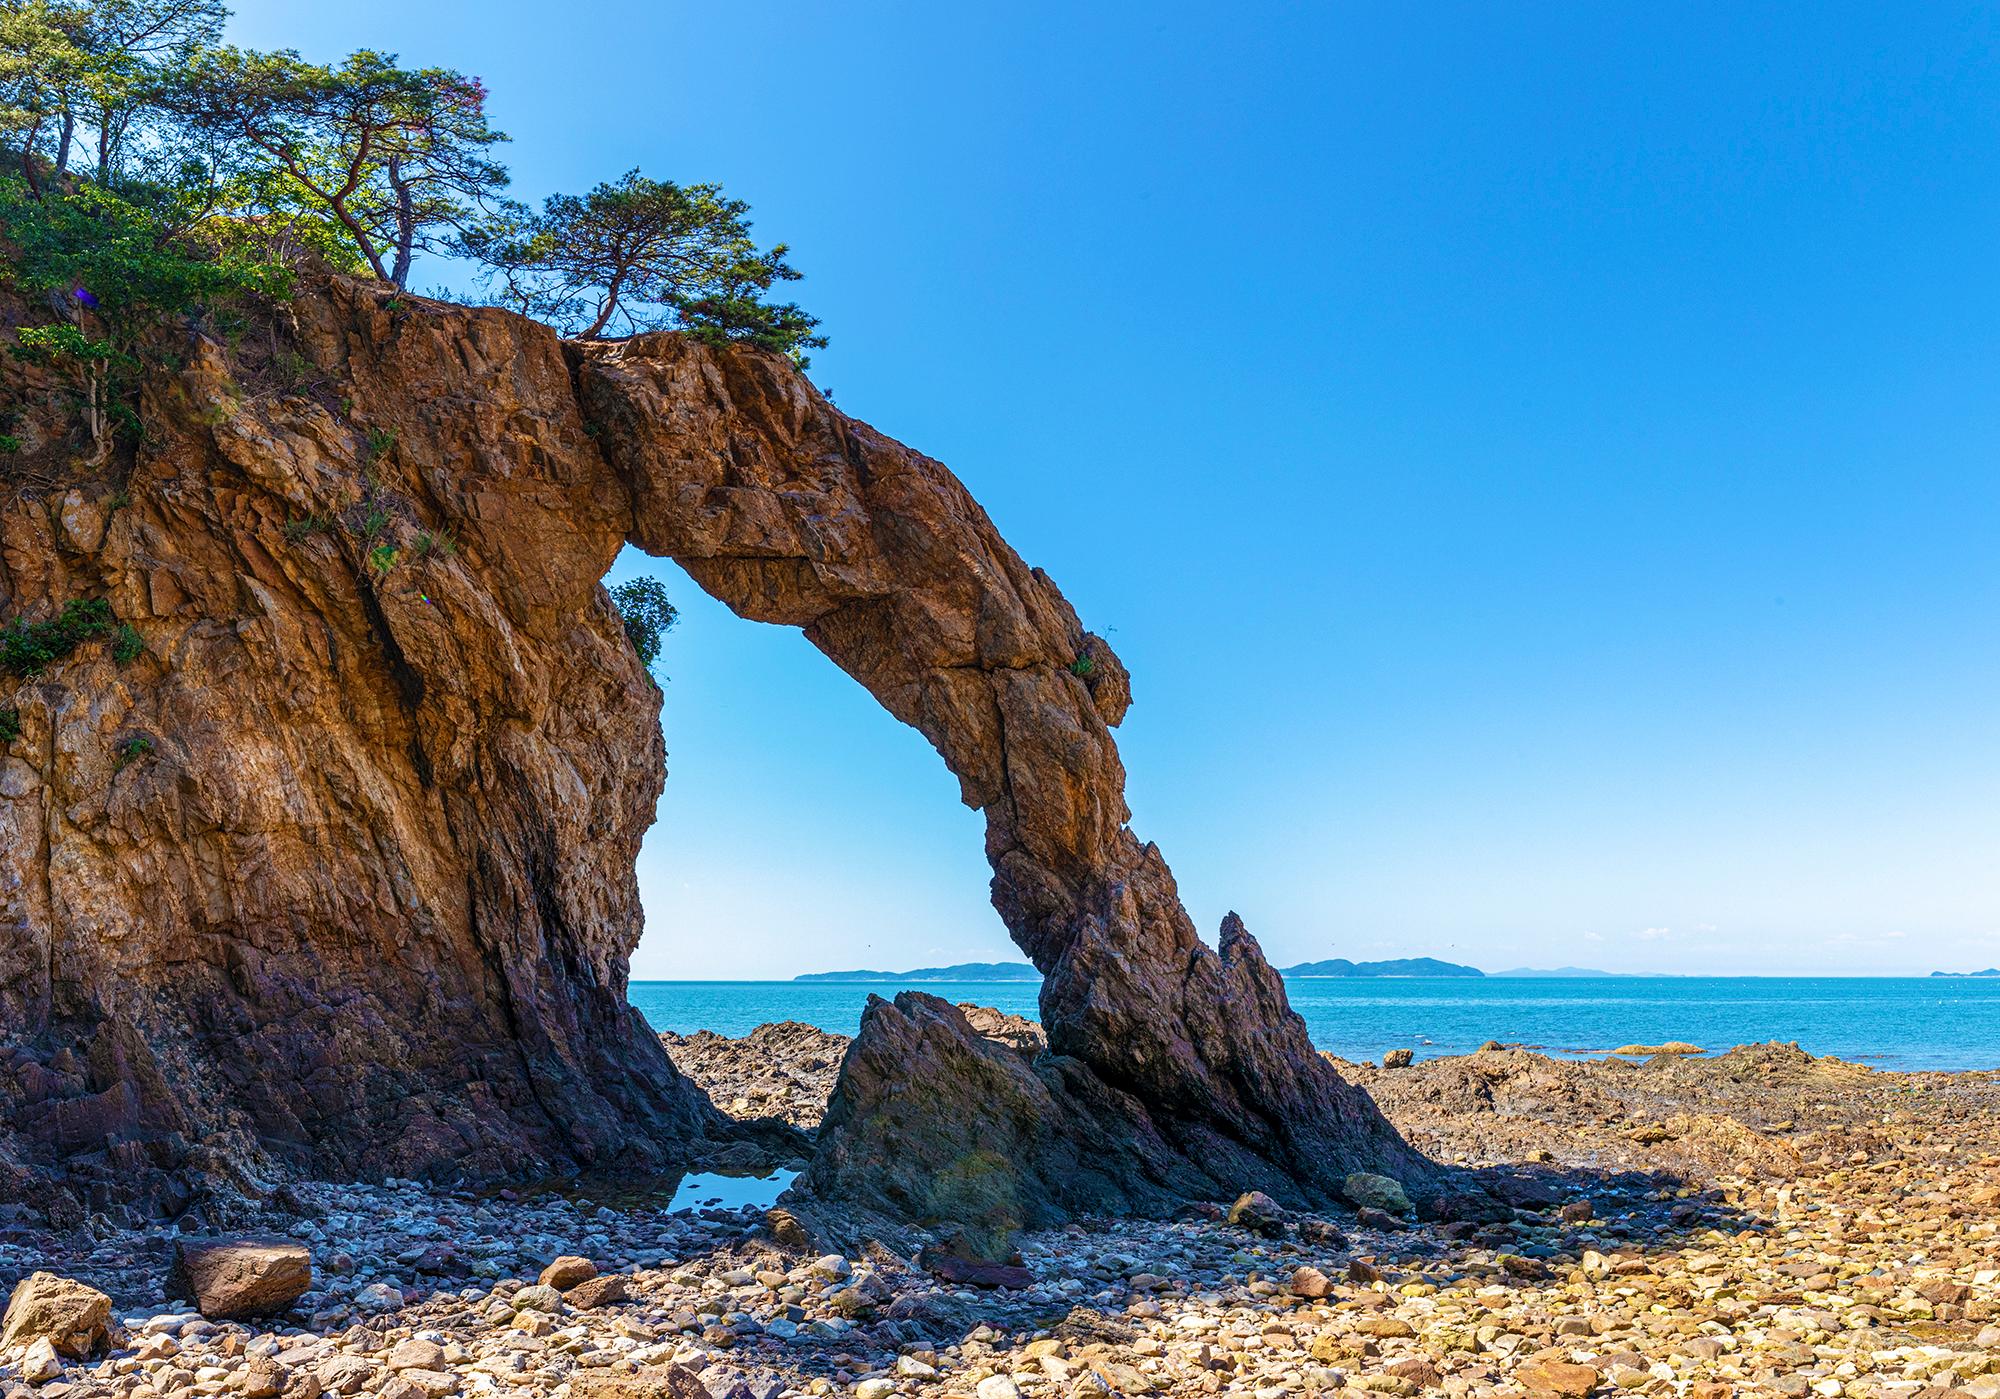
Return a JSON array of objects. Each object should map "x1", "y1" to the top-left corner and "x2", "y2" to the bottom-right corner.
[
  {"x1": 112, "y1": 623, "x2": 144, "y2": 665},
  {"x1": 364, "y1": 427, "x2": 398, "y2": 461},
  {"x1": 414, "y1": 528, "x2": 458, "y2": 559},
  {"x1": 114, "y1": 735, "x2": 153, "y2": 771},
  {"x1": 0, "y1": 709, "x2": 19, "y2": 744},
  {"x1": 283, "y1": 513, "x2": 333, "y2": 541},
  {"x1": 0, "y1": 435, "x2": 21, "y2": 454},
  {"x1": 1068, "y1": 655, "x2": 1096, "y2": 679},
  {"x1": 367, "y1": 543, "x2": 400, "y2": 577},
  {"x1": 0, "y1": 598, "x2": 116, "y2": 677},
  {"x1": 0, "y1": 177, "x2": 293, "y2": 451},
  {"x1": 609, "y1": 576, "x2": 678, "y2": 671}
]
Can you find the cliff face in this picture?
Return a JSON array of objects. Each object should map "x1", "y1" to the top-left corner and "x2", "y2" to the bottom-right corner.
[
  {"x1": 0, "y1": 275, "x2": 1423, "y2": 1229},
  {"x1": 0, "y1": 279, "x2": 714, "y2": 1219}
]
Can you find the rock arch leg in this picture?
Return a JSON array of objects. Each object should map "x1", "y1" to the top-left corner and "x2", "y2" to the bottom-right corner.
[{"x1": 576, "y1": 336, "x2": 1431, "y2": 1226}]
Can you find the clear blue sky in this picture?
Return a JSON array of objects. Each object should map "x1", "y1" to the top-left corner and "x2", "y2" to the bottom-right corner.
[{"x1": 229, "y1": 2, "x2": 2000, "y2": 977}]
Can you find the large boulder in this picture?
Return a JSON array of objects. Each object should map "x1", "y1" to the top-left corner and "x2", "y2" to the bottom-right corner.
[
  {"x1": 166, "y1": 1237, "x2": 313, "y2": 1320},
  {"x1": 0, "y1": 1272, "x2": 113, "y2": 1358},
  {"x1": 1343, "y1": 1172, "x2": 1413, "y2": 1216}
]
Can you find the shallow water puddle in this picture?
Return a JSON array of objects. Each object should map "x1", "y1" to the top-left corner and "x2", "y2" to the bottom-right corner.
[{"x1": 668, "y1": 1168, "x2": 796, "y2": 1212}]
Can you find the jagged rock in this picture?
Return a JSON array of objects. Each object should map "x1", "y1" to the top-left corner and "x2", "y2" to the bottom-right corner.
[
  {"x1": 955, "y1": 1005, "x2": 1046, "y2": 1057},
  {"x1": 0, "y1": 1272, "x2": 113, "y2": 1358},
  {"x1": 166, "y1": 1237, "x2": 312, "y2": 1320},
  {"x1": 661, "y1": 1023, "x2": 849, "y2": 1129},
  {"x1": 1, "y1": 274, "x2": 1422, "y2": 1225}
]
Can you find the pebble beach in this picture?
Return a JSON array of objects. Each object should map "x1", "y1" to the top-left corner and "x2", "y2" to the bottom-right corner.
[{"x1": 4, "y1": 1027, "x2": 1998, "y2": 1399}]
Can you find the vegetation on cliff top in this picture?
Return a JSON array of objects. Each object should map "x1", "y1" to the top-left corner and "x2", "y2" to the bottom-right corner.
[{"x1": 0, "y1": 0, "x2": 826, "y2": 458}]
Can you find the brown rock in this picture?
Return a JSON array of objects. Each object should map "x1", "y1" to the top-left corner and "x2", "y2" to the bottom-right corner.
[
  {"x1": 567, "y1": 1367, "x2": 713, "y2": 1399},
  {"x1": 1289, "y1": 1265, "x2": 1332, "y2": 1298},
  {"x1": 241, "y1": 1356, "x2": 286, "y2": 1399},
  {"x1": 1385, "y1": 1358, "x2": 1442, "y2": 1388},
  {"x1": 1382, "y1": 1049, "x2": 1414, "y2": 1069},
  {"x1": 166, "y1": 1237, "x2": 312, "y2": 1320},
  {"x1": 1515, "y1": 1361, "x2": 1600, "y2": 1397},
  {"x1": 538, "y1": 1256, "x2": 597, "y2": 1291},
  {"x1": 0, "y1": 1272, "x2": 113, "y2": 1358},
  {"x1": 563, "y1": 1275, "x2": 630, "y2": 1309}
]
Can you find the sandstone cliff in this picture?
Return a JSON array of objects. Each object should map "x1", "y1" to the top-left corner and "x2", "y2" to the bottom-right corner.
[{"x1": 0, "y1": 275, "x2": 1425, "y2": 1230}]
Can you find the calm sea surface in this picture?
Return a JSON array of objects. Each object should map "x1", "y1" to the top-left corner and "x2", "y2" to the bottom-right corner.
[{"x1": 628, "y1": 977, "x2": 2000, "y2": 1072}]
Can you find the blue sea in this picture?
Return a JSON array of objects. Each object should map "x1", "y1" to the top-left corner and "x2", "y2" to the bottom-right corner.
[{"x1": 629, "y1": 976, "x2": 2000, "y2": 1072}]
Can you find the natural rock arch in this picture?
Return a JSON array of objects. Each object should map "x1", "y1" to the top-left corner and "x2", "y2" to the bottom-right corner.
[{"x1": 575, "y1": 335, "x2": 1430, "y2": 1222}]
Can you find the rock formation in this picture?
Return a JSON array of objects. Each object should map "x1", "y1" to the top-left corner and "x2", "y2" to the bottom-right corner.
[
  {"x1": 575, "y1": 332, "x2": 1431, "y2": 1219},
  {"x1": 0, "y1": 273, "x2": 1426, "y2": 1230}
]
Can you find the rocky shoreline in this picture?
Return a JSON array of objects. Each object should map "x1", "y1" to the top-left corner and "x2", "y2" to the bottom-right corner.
[{"x1": 6, "y1": 1027, "x2": 1999, "y2": 1399}]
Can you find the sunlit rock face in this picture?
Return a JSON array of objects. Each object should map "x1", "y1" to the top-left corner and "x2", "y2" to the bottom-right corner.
[{"x1": 0, "y1": 276, "x2": 1423, "y2": 1228}]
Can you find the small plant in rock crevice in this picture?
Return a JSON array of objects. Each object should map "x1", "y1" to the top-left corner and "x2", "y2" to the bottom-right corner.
[
  {"x1": 114, "y1": 735, "x2": 154, "y2": 772},
  {"x1": 367, "y1": 544, "x2": 400, "y2": 578},
  {"x1": 1068, "y1": 655, "x2": 1097, "y2": 680},
  {"x1": 111, "y1": 623, "x2": 145, "y2": 666},
  {"x1": 413, "y1": 529, "x2": 458, "y2": 560},
  {"x1": 283, "y1": 513, "x2": 334, "y2": 542},
  {"x1": 0, "y1": 598, "x2": 117, "y2": 678},
  {"x1": 0, "y1": 709, "x2": 20, "y2": 745}
]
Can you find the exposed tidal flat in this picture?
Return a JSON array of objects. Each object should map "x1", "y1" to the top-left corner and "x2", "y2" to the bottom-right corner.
[{"x1": 631, "y1": 976, "x2": 2000, "y2": 1072}]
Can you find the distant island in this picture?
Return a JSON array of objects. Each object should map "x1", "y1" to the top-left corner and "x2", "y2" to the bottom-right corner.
[
  {"x1": 794, "y1": 961, "x2": 1041, "y2": 982},
  {"x1": 1279, "y1": 957, "x2": 1482, "y2": 978},
  {"x1": 1492, "y1": 966, "x2": 1632, "y2": 978},
  {"x1": 1931, "y1": 969, "x2": 2000, "y2": 978}
]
